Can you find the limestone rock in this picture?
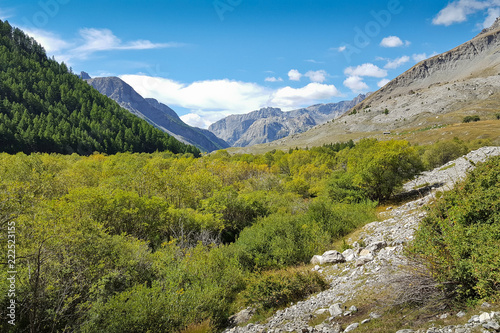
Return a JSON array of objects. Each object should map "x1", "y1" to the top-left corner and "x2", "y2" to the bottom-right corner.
[
  {"x1": 344, "y1": 322, "x2": 359, "y2": 332},
  {"x1": 322, "y1": 251, "x2": 345, "y2": 264},
  {"x1": 365, "y1": 241, "x2": 387, "y2": 253},
  {"x1": 229, "y1": 307, "x2": 256, "y2": 326},
  {"x1": 342, "y1": 249, "x2": 356, "y2": 261},
  {"x1": 483, "y1": 320, "x2": 500, "y2": 331},
  {"x1": 328, "y1": 303, "x2": 343, "y2": 317},
  {"x1": 479, "y1": 312, "x2": 492, "y2": 323},
  {"x1": 355, "y1": 255, "x2": 373, "y2": 267},
  {"x1": 311, "y1": 255, "x2": 323, "y2": 265}
]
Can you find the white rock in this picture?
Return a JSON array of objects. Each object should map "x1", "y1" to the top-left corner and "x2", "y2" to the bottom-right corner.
[
  {"x1": 311, "y1": 255, "x2": 323, "y2": 265},
  {"x1": 479, "y1": 312, "x2": 492, "y2": 323},
  {"x1": 365, "y1": 241, "x2": 387, "y2": 252},
  {"x1": 328, "y1": 303, "x2": 343, "y2": 317},
  {"x1": 342, "y1": 249, "x2": 356, "y2": 261},
  {"x1": 355, "y1": 255, "x2": 374, "y2": 267},
  {"x1": 344, "y1": 322, "x2": 359, "y2": 332},
  {"x1": 315, "y1": 308, "x2": 329, "y2": 315},
  {"x1": 359, "y1": 249, "x2": 372, "y2": 257},
  {"x1": 322, "y1": 250, "x2": 345, "y2": 264}
]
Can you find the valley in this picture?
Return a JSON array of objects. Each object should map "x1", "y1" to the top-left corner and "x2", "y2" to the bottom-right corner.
[{"x1": 1, "y1": 3, "x2": 500, "y2": 333}]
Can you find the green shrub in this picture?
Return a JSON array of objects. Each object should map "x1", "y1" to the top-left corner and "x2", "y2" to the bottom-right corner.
[
  {"x1": 307, "y1": 198, "x2": 376, "y2": 239},
  {"x1": 409, "y1": 156, "x2": 500, "y2": 301},
  {"x1": 421, "y1": 140, "x2": 468, "y2": 170},
  {"x1": 462, "y1": 115, "x2": 480, "y2": 123},
  {"x1": 234, "y1": 214, "x2": 329, "y2": 270},
  {"x1": 495, "y1": 113, "x2": 500, "y2": 120},
  {"x1": 242, "y1": 268, "x2": 328, "y2": 310}
]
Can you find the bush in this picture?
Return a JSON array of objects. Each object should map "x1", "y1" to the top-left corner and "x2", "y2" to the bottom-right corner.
[
  {"x1": 462, "y1": 115, "x2": 480, "y2": 123},
  {"x1": 495, "y1": 113, "x2": 500, "y2": 120},
  {"x1": 421, "y1": 139, "x2": 468, "y2": 170},
  {"x1": 242, "y1": 268, "x2": 328, "y2": 310},
  {"x1": 333, "y1": 139, "x2": 424, "y2": 201},
  {"x1": 234, "y1": 214, "x2": 329, "y2": 270},
  {"x1": 409, "y1": 156, "x2": 500, "y2": 301},
  {"x1": 307, "y1": 198, "x2": 377, "y2": 239}
]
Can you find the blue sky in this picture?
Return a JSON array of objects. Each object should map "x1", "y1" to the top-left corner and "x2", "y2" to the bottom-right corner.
[{"x1": 1, "y1": 0, "x2": 499, "y2": 128}]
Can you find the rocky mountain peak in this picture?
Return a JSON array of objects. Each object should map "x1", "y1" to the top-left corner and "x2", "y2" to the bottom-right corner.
[
  {"x1": 79, "y1": 71, "x2": 91, "y2": 80},
  {"x1": 479, "y1": 16, "x2": 500, "y2": 36}
]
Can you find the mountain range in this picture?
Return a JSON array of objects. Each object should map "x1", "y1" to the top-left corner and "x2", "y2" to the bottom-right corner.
[
  {"x1": 208, "y1": 94, "x2": 367, "y2": 147},
  {"x1": 86, "y1": 76, "x2": 230, "y2": 152},
  {"x1": 233, "y1": 18, "x2": 500, "y2": 153},
  {"x1": 88, "y1": 74, "x2": 366, "y2": 150}
]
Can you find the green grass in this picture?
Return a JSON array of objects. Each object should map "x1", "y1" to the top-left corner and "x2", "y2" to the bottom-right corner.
[{"x1": 439, "y1": 163, "x2": 455, "y2": 171}]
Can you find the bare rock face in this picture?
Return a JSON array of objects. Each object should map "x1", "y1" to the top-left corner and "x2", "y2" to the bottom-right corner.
[{"x1": 208, "y1": 95, "x2": 366, "y2": 147}]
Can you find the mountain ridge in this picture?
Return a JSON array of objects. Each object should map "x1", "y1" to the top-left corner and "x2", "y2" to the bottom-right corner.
[
  {"x1": 209, "y1": 94, "x2": 367, "y2": 147},
  {"x1": 87, "y1": 76, "x2": 230, "y2": 152}
]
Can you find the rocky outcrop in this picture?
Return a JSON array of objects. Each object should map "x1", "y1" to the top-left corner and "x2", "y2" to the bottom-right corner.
[
  {"x1": 225, "y1": 147, "x2": 500, "y2": 333},
  {"x1": 87, "y1": 77, "x2": 229, "y2": 152},
  {"x1": 208, "y1": 95, "x2": 366, "y2": 147}
]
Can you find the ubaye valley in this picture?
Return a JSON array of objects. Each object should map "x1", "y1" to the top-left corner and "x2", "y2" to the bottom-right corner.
[{"x1": 0, "y1": 9, "x2": 500, "y2": 333}]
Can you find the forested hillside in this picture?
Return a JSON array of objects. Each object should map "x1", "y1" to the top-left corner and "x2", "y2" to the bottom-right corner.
[{"x1": 0, "y1": 20, "x2": 200, "y2": 156}]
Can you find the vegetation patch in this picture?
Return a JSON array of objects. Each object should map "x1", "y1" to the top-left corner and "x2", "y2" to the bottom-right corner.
[{"x1": 409, "y1": 156, "x2": 500, "y2": 302}]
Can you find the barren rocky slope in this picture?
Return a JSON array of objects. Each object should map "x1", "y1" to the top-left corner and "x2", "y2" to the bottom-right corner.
[
  {"x1": 235, "y1": 19, "x2": 500, "y2": 154},
  {"x1": 225, "y1": 147, "x2": 500, "y2": 333}
]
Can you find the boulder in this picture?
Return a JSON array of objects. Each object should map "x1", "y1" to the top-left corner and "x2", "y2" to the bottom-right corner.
[
  {"x1": 322, "y1": 250, "x2": 345, "y2": 264},
  {"x1": 359, "y1": 249, "x2": 372, "y2": 257},
  {"x1": 479, "y1": 312, "x2": 492, "y2": 323},
  {"x1": 228, "y1": 307, "x2": 256, "y2": 326},
  {"x1": 365, "y1": 241, "x2": 387, "y2": 252},
  {"x1": 355, "y1": 255, "x2": 373, "y2": 267},
  {"x1": 311, "y1": 255, "x2": 323, "y2": 265},
  {"x1": 344, "y1": 322, "x2": 359, "y2": 332},
  {"x1": 342, "y1": 249, "x2": 357, "y2": 261},
  {"x1": 483, "y1": 320, "x2": 500, "y2": 331},
  {"x1": 328, "y1": 303, "x2": 343, "y2": 317}
]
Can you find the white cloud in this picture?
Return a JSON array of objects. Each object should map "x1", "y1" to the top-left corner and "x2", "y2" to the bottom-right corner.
[
  {"x1": 412, "y1": 52, "x2": 439, "y2": 62},
  {"x1": 384, "y1": 55, "x2": 410, "y2": 69},
  {"x1": 23, "y1": 27, "x2": 180, "y2": 64},
  {"x1": 433, "y1": 0, "x2": 500, "y2": 26},
  {"x1": 23, "y1": 28, "x2": 71, "y2": 53},
  {"x1": 483, "y1": 7, "x2": 500, "y2": 27},
  {"x1": 288, "y1": 69, "x2": 302, "y2": 81},
  {"x1": 337, "y1": 46, "x2": 347, "y2": 52},
  {"x1": 305, "y1": 59, "x2": 325, "y2": 64},
  {"x1": 271, "y1": 83, "x2": 341, "y2": 108},
  {"x1": 343, "y1": 76, "x2": 369, "y2": 93},
  {"x1": 305, "y1": 70, "x2": 327, "y2": 83},
  {"x1": 377, "y1": 79, "x2": 391, "y2": 88},
  {"x1": 288, "y1": 69, "x2": 328, "y2": 83},
  {"x1": 380, "y1": 36, "x2": 402, "y2": 47},
  {"x1": 265, "y1": 77, "x2": 284, "y2": 82},
  {"x1": 121, "y1": 75, "x2": 342, "y2": 128},
  {"x1": 180, "y1": 113, "x2": 214, "y2": 128},
  {"x1": 380, "y1": 36, "x2": 411, "y2": 48},
  {"x1": 344, "y1": 63, "x2": 388, "y2": 78}
]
